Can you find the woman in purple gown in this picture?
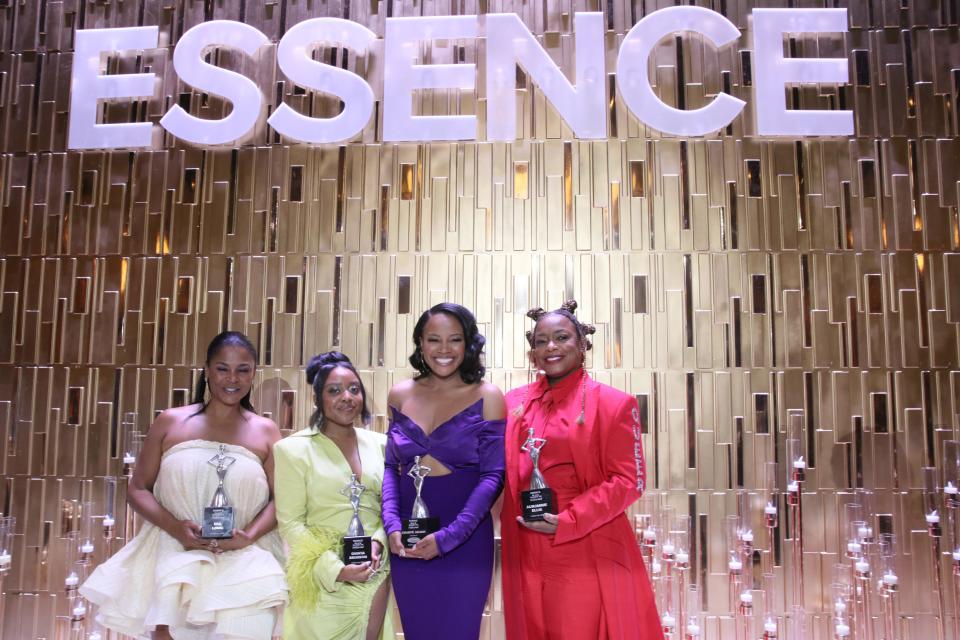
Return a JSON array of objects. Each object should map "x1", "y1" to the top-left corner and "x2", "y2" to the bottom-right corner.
[{"x1": 382, "y1": 302, "x2": 506, "y2": 639}]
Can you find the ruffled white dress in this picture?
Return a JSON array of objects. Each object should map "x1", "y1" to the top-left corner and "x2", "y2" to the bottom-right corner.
[{"x1": 81, "y1": 440, "x2": 289, "y2": 639}]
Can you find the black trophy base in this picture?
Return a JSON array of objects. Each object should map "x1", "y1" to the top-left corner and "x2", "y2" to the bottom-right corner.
[
  {"x1": 521, "y1": 488, "x2": 557, "y2": 522},
  {"x1": 342, "y1": 535, "x2": 373, "y2": 565},
  {"x1": 400, "y1": 517, "x2": 440, "y2": 548},
  {"x1": 201, "y1": 506, "x2": 235, "y2": 539}
]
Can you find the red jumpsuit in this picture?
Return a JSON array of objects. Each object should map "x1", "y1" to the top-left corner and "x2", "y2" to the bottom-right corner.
[{"x1": 501, "y1": 370, "x2": 663, "y2": 640}]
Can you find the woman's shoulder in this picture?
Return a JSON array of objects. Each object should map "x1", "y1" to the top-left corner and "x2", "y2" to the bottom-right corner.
[
  {"x1": 155, "y1": 403, "x2": 198, "y2": 425},
  {"x1": 358, "y1": 427, "x2": 388, "y2": 447},
  {"x1": 589, "y1": 379, "x2": 636, "y2": 409},
  {"x1": 477, "y1": 382, "x2": 506, "y2": 420},
  {"x1": 245, "y1": 411, "x2": 280, "y2": 434},
  {"x1": 589, "y1": 378, "x2": 629, "y2": 394},
  {"x1": 477, "y1": 381, "x2": 504, "y2": 398},
  {"x1": 387, "y1": 378, "x2": 417, "y2": 409},
  {"x1": 273, "y1": 428, "x2": 316, "y2": 454}
]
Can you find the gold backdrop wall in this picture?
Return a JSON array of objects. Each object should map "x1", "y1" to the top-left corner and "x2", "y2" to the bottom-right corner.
[{"x1": 1, "y1": 0, "x2": 959, "y2": 638}]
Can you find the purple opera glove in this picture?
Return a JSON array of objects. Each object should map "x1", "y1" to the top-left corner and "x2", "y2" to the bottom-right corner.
[
  {"x1": 433, "y1": 420, "x2": 506, "y2": 555},
  {"x1": 381, "y1": 437, "x2": 403, "y2": 536}
]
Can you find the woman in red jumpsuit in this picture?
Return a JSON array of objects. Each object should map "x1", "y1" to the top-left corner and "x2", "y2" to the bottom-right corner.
[{"x1": 501, "y1": 301, "x2": 663, "y2": 640}]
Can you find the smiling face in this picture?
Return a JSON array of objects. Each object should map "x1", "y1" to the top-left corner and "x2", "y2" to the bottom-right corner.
[
  {"x1": 529, "y1": 313, "x2": 585, "y2": 382},
  {"x1": 205, "y1": 345, "x2": 256, "y2": 407},
  {"x1": 419, "y1": 312, "x2": 466, "y2": 379},
  {"x1": 320, "y1": 366, "x2": 365, "y2": 429}
]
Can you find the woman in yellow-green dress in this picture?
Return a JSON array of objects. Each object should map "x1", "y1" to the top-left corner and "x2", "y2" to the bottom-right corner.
[{"x1": 274, "y1": 352, "x2": 393, "y2": 640}]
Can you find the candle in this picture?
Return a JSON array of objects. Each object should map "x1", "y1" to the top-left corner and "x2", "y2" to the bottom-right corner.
[
  {"x1": 643, "y1": 528, "x2": 656, "y2": 543},
  {"x1": 662, "y1": 542, "x2": 675, "y2": 555},
  {"x1": 764, "y1": 503, "x2": 778, "y2": 515},
  {"x1": 945, "y1": 482, "x2": 958, "y2": 495},
  {"x1": 686, "y1": 622, "x2": 700, "y2": 637},
  {"x1": 740, "y1": 530, "x2": 754, "y2": 544},
  {"x1": 728, "y1": 558, "x2": 743, "y2": 572},
  {"x1": 787, "y1": 481, "x2": 799, "y2": 493},
  {"x1": 80, "y1": 541, "x2": 94, "y2": 554},
  {"x1": 0, "y1": 552, "x2": 10, "y2": 567},
  {"x1": 65, "y1": 572, "x2": 79, "y2": 587},
  {"x1": 764, "y1": 620, "x2": 777, "y2": 634},
  {"x1": 661, "y1": 613, "x2": 675, "y2": 628},
  {"x1": 651, "y1": 559, "x2": 661, "y2": 575},
  {"x1": 834, "y1": 598, "x2": 847, "y2": 614},
  {"x1": 740, "y1": 591, "x2": 753, "y2": 604},
  {"x1": 103, "y1": 516, "x2": 115, "y2": 527},
  {"x1": 882, "y1": 571, "x2": 898, "y2": 587},
  {"x1": 835, "y1": 622, "x2": 850, "y2": 638},
  {"x1": 952, "y1": 549, "x2": 960, "y2": 562},
  {"x1": 72, "y1": 602, "x2": 86, "y2": 617},
  {"x1": 123, "y1": 454, "x2": 135, "y2": 464},
  {"x1": 847, "y1": 541, "x2": 862, "y2": 554},
  {"x1": 926, "y1": 511, "x2": 940, "y2": 524},
  {"x1": 855, "y1": 560, "x2": 870, "y2": 574},
  {"x1": 676, "y1": 551, "x2": 690, "y2": 565},
  {"x1": 88, "y1": 633, "x2": 102, "y2": 640},
  {"x1": 857, "y1": 525, "x2": 872, "y2": 539},
  {"x1": 793, "y1": 457, "x2": 806, "y2": 470}
]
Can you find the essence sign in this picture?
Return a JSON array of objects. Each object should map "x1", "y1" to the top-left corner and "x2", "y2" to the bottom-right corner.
[{"x1": 68, "y1": 7, "x2": 854, "y2": 150}]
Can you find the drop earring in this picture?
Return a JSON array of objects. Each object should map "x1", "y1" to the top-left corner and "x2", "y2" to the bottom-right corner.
[{"x1": 576, "y1": 350, "x2": 587, "y2": 424}]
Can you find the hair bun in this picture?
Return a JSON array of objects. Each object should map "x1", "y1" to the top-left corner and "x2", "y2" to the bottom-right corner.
[
  {"x1": 306, "y1": 351, "x2": 351, "y2": 384},
  {"x1": 526, "y1": 307, "x2": 546, "y2": 321},
  {"x1": 560, "y1": 300, "x2": 578, "y2": 313}
]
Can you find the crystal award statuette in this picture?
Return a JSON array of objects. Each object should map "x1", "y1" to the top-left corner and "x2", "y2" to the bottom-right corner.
[
  {"x1": 341, "y1": 474, "x2": 373, "y2": 564},
  {"x1": 400, "y1": 456, "x2": 440, "y2": 547},
  {"x1": 201, "y1": 445, "x2": 237, "y2": 539},
  {"x1": 520, "y1": 427, "x2": 557, "y2": 521}
]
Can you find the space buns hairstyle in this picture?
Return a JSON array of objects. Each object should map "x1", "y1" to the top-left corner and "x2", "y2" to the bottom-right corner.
[{"x1": 525, "y1": 300, "x2": 597, "y2": 350}]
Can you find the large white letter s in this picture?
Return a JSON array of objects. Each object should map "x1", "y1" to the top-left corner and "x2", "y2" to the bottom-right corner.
[
  {"x1": 268, "y1": 18, "x2": 376, "y2": 144},
  {"x1": 159, "y1": 21, "x2": 268, "y2": 146}
]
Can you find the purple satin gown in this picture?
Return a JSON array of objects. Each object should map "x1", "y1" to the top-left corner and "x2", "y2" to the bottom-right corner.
[{"x1": 382, "y1": 399, "x2": 505, "y2": 640}]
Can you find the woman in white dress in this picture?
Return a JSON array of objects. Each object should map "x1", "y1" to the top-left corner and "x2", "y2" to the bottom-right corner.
[{"x1": 81, "y1": 331, "x2": 288, "y2": 639}]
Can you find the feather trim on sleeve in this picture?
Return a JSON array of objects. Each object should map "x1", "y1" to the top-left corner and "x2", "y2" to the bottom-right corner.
[{"x1": 285, "y1": 525, "x2": 341, "y2": 608}]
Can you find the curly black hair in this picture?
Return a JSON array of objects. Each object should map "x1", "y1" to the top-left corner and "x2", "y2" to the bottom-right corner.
[
  {"x1": 525, "y1": 300, "x2": 597, "y2": 350},
  {"x1": 190, "y1": 331, "x2": 258, "y2": 418},
  {"x1": 409, "y1": 303, "x2": 486, "y2": 384},
  {"x1": 306, "y1": 351, "x2": 371, "y2": 428}
]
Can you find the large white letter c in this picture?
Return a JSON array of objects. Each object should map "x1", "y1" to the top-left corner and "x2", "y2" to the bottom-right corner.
[{"x1": 617, "y1": 6, "x2": 745, "y2": 136}]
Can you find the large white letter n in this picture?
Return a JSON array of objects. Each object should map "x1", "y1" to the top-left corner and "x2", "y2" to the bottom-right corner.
[{"x1": 486, "y1": 12, "x2": 606, "y2": 141}]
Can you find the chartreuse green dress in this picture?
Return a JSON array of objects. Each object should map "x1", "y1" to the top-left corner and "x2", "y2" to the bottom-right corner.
[{"x1": 273, "y1": 426, "x2": 393, "y2": 640}]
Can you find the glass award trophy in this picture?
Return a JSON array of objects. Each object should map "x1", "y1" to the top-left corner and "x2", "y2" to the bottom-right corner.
[
  {"x1": 401, "y1": 456, "x2": 440, "y2": 547},
  {"x1": 341, "y1": 474, "x2": 373, "y2": 564},
  {"x1": 202, "y1": 445, "x2": 237, "y2": 538},
  {"x1": 520, "y1": 427, "x2": 556, "y2": 521}
]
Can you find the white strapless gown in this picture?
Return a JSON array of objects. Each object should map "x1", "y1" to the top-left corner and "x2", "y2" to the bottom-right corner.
[{"x1": 81, "y1": 440, "x2": 289, "y2": 639}]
